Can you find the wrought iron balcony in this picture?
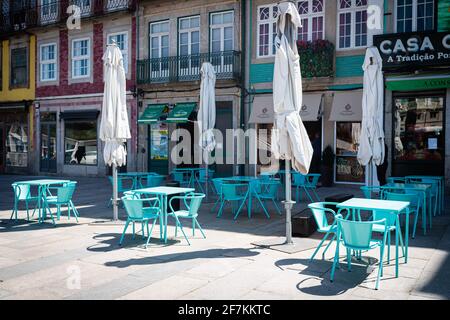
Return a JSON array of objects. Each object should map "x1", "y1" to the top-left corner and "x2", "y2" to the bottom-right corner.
[
  {"x1": 137, "y1": 51, "x2": 242, "y2": 84},
  {"x1": 0, "y1": 0, "x2": 136, "y2": 36}
]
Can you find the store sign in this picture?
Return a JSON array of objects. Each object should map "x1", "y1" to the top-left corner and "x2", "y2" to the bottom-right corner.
[{"x1": 373, "y1": 32, "x2": 450, "y2": 70}]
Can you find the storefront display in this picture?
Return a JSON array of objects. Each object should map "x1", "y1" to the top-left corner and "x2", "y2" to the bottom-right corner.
[
  {"x1": 64, "y1": 120, "x2": 98, "y2": 165},
  {"x1": 335, "y1": 122, "x2": 365, "y2": 183}
]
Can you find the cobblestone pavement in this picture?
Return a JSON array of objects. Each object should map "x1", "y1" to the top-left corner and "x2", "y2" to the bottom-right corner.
[{"x1": 1, "y1": 175, "x2": 449, "y2": 300}]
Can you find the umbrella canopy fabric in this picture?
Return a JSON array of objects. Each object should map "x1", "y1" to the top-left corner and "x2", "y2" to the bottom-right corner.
[
  {"x1": 357, "y1": 47, "x2": 385, "y2": 167},
  {"x1": 100, "y1": 44, "x2": 131, "y2": 167},
  {"x1": 271, "y1": 2, "x2": 313, "y2": 174},
  {"x1": 198, "y1": 62, "x2": 216, "y2": 152}
]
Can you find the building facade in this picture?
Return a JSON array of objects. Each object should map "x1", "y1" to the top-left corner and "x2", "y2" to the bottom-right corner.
[
  {"x1": 0, "y1": 21, "x2": 36, "y2": 174},
  {"x1": 136, "y1": 0, "x2": 244, "y2": 177},
  {"x1": 0, "y1": 0, "x2": 138, "y2": 177}
]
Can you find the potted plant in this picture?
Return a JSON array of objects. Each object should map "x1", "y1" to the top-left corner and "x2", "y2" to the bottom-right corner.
[{"x1": 321, "y1": 145, "x2": 335, "y2": 187}]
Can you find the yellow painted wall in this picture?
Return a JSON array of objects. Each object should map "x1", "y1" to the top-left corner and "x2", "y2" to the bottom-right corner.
[{"x1": 0, "y1": 36, "x2": 36, "y2": 102}]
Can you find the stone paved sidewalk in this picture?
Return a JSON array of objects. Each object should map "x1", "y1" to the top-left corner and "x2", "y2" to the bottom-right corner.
[{"x1": 0, "y1": 175, "x2": 449, "y2": 300}]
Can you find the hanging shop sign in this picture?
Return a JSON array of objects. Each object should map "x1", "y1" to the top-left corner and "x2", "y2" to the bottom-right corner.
[{"x1": 373, "y1": 32, "x2": 450, "y2": 71}]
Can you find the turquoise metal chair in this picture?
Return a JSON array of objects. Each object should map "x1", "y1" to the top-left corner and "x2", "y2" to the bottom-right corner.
[
  {"x1": 255, "y1": 180, "x2": 282, "y2": 215},
  {"x1": 217, "y1": 183, "x2": 248, "y2": 220},
  {"x1": 171, "y1": 171, "x2": 190, "y2": 187},
  {"x1": 292, "y1": 172, "x2": 314, "y2": 203},
  {"x1": 45, "y1": 182, "x2": 79, "y2": 222},
  {"x1": 360, "y1": 186, "x2": 381, "y2": 199},
  {"x1": 168, "y1": 193, "x2": 206, "y2": 245},
  {"x1": 305, "y1": 174, "x2": 321, "y2": 201},
  {"x1": 387, "y1": 176, "x2": 405, "y2": 184},
  {"x1": 108, "y1": 176, "x2": 133, "y2": 207},
  {"x1": 10, "y1": 183, "x2": 39, "y2": 221},
  {"x1": 211, "y1": 178, "x2": 225, "y2": 213},
  {"x1": 119, "y1": 195, "x2": 161, "y2": 248},
  {"x1": 308, "y1": 202, "x2": 339, "y2": 262},
  {"x1": 198, "y1": 169, "x2": 215, "y2": 193},
  {"x1": 384, "y1": 191, "x2": 423, "y2": 238},
  {"x1": 330, "y1": 215, "x2": 388, "y2": 290},
  {"x1": 146, "y1": 174, "x2": 165, "y2": 187}
]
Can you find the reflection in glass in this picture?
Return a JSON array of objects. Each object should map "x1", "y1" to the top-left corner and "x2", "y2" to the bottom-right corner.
[
  {"x1": 393, "y1": 96, "x2": 444, "y2": 162},
  {"x1": 335, "y1": 122, "x2": 364, "y2": 183},
  {"x1": 64, "y1": 120, "x2": 97, "y2": 165},
  {"x1": 150, "y1": 123, "x2": 168, "y2": 160},
  {"x1": 6, "y1": 123, "x2": 28, "y2": 167}
]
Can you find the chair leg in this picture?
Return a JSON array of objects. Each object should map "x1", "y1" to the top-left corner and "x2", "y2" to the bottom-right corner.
[
  {"x1": 175, "y1": 216, "x2": 190, "y2": 245},
  {"x1": 142, "y1": 221, "x2": 145, "y2": 238},
  {"x1": 192, "y1": 219, "x2": 196, "y2": 237},
  {"x1": 376, "y1": 244, "x2": 385, "y2": 290},
  {"x1": 145, "y1": 220, "x2": 157, "y2": 249},
  {"x1": 119, "y1": 220, "x2": 130, "y2": 245},
  {"x1": 217, "y1": 200, "x2": 226, "y2": 218},
  {"x1": 132, "y1": 222, "x2": 135, "y2": 240},
  {"x1": 347, "y1": 248, "x2": 351, "y2": 272},
  {"x1": 272, "y1": 199, "x2": 282, "y2": 215},
  {"x1": 387, "y1": 232, "x2": 391, "y2": 264},
  {"x1": 57, "y1": 205, "x2": 61, "y2": 220},
  {"x1": 25, "y1": 201, "x2": 30, "y2": 221},
  {"x1": 330, "y1": 239, "x2": 340, "y2": 282},
  {"x1": 412, "y1": 210, "x2": 419, "y2": 239},
  {"x1": 233, "y1": 199, "x2": 247, "y2": 220},
  {"x1": 310, "y1": 232, "x2": 330, "y2": 262},
  {"x1": 322, "y1": 234, "x2": 336, "y2": 259},
  {"x1": 303, "y1": 187, "x2": 314, "y2": 203},
  {"x1": 194, "y1": 218, "x2": 206, "y2": 239}
]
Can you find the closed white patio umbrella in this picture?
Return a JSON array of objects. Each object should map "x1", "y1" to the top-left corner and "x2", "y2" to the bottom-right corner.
[
  {"x1": 357, "y1": 47, "x2": 385, "y2": 186},
  {"x1": 198, "y1": 62, "x2": 216, "y2": 197},
  {"x1": 100, "y1": 42, "x2": 131, "y2": 221},
  {"x1": 271, "y1": 2, "x2": 313, "y2": 244}
]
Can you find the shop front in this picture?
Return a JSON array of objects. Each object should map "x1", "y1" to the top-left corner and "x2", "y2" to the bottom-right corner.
[
  {"x1": 0, "y1": 102, "x2": 32, "y2": 174},
  {"x1": 374, "y1": 31, "x2": 450, "y2": 181}
]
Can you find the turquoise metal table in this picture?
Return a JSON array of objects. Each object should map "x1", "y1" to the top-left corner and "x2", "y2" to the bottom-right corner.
[
  {"x1": 406, "y1": 176, "x2": 444, "y2": 216},
  {"x1": 131, "y1": 186, "x2": 195, "y2": 243},
  {"x1": 173, "y1": 168, "x2": 204, "y2": 191},
  {"x1": 381, "y1": 183, "x2": 431, "y2": 235},
  {"x1": 221, "y1": 176, "x2": 271, "y2": 219},
  {"x1": 13, "y1": 179, "x2": 71, "y2": 224},
  {"x1": 118, "y1": 172, "x2": 159, "y2": 189},
  {"x1": 337, "y1": 198, "x2": 410, "y2": 278}
]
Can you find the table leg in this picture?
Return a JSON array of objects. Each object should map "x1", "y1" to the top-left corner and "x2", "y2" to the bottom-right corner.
[
  {"x1": 164, "y1": 195, "x2": 168, "y2": 243},
  {"x1": 158, "y1": 195, "x2": 164, "y2": 242},
  {"x1": 405, "y1": 207, "x2": 409, "y2": 263},
  {"x1": 395, "y1": 216, "x2": 399, "y2": 278}
]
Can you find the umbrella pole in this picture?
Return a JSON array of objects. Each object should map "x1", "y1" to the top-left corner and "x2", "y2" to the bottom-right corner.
[
  {"x1": 113, "y1": 163, "x2": 119, "y2": 221},
  {"x1": 284, "y1": 160, "x2": 294, "y2": 245}
]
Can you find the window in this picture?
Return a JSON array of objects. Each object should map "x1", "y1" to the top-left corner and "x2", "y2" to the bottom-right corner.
[
  {"x1": 40, "y1": 43, "x2": 57, "y2": 82},
  {"x1": 71, "y1": 38, "x2": 90, "y2": 79},
  {"x1": 149, "y1": 21, "x2": 170, "y2": 78},
  {"x1": 395, "y1": 0, "x2": 434, "y2": 32},
  {"x1": 72, "y1": 0, "x2": 91, "y2": 16},
  {"x1": 64, "y1": 120, "x2": 97, "y2": 165},
  {"x1": 337, "y1": 0, "x2": 368, "y2": 49},
  {"x1": 179, "y1": 16, "x2": 200, "y2": 56},
  {"x1": 210, "y1": 11, "x2": 234, "y2": 52},
  {"x1": 297, "y1": 0, "x2": 325, "y2": 42},
  {"x1": 10, "y1": 47, "x2": 28, "y2": 87},
  {"x1": 335, "y1": 122, "x2": 365, "y2": 183},
  {"x1": 41, "y1": 0, "x2": 58, "y2": 24},
  {"x1": 6, "y1": 122, "x2": 28, "y2": 167},
  {"x1": 257, "y1": 4, "x2": 278, "y2": 57},
  {"x1": 108, "y1": 32, "x2": 128, "y2": 73}
]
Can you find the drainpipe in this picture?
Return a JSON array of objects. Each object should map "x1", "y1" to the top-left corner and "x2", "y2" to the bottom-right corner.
[{"x1": 239, "y1": 0, "x2": 246, "y2": 176}]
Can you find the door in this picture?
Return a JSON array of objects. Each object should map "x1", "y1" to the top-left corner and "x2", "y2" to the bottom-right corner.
[
  {"x1": 40, "y1": 112, "x2": 57, "y2": 173},
  {"x1": 0, "y1": 124, "x2": 5, "y2": 173},
  {"x1": 212, "y1": 101, "x2": 233, "y2": 177},
  {"x1": 392, "y1": 93, "x2": 445, "y2": 176},
  {"x1": 148, "y1": 122, "x2": 169, "y2": 175}
]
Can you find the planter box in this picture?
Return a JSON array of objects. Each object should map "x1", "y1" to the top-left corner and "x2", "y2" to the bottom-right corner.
[{"x1": 292, "y1": 209, "x2": 317, "y2": 237}]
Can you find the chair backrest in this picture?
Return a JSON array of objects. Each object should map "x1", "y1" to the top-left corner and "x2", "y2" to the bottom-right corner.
[
  {"x1": 292, "y1": 172, "x2": 306, "y2": 186},
  {"x1": 122, "y1": 196, "x2": 144, "y2": 219},
  {"x1": 184, "y1": 193, "x2": 205, "y2": 216},
  {"x1": 56, "y1": 183, "x2": 76, "y2": 203},
  {"x1": 306, "y1": 174, "x2": 321, "y2": 187},
  {"x1": 12, "y1": 183, "x2": 31, "y2": 200},
  {"x1": 222, "y1": 183, "x2": 247, "y2": 200},
  {"x1": 385, "y1": 191, "x2": 418, "y2": 208},
  {"x1": 337, "y1": 216, "x2": 384, "y2": 250},
  {"x1": 172, "y1": 171, "x2": 187, "y2": 183},
  {"x1": 147, "y1": 175, "x2": 164, "y2": 187},
  {"x1": 108, "y1": 176, "x2": 132, "y2": 192},
  {"x1": 308, "y1": 202, "x2": 336, "y2": 232},
  {"x1": 212, "y1": 178, "x2": 224, "y2": 195},
  {"x1": 360, "y1": 186, "x2": 381, "y2": 199},
  {"x1": 387, "y1": 177, "x2": 405, "y2": 184},
  {"x1": 421, "y1": 179, "x2": 438, "y2": 193}
]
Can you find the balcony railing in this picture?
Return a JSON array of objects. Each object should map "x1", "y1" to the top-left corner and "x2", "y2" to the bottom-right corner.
[
  {"x1": 0, "y1": 0, "x2": 136, "y2": 35},
  {"x1": 137, "y1": 51, "x2": 242, "y2": 84}
]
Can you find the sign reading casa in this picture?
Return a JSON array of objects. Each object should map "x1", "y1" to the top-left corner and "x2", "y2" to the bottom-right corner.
[{"x1": 373, "y1": 32, "x2": 450, "y2": 70}]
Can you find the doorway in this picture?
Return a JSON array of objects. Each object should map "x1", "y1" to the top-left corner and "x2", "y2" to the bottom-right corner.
[
  {"x1": 211, "y1": 101, "x2": 233, "y2": 177},
  {"x1": 40, "y1": 113, "x2": 57, "y2": 173}
]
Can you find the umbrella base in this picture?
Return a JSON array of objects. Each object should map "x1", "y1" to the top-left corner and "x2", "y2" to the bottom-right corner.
[{"x1": 252, "y1": 236, "x2": 317, "y2": 254}]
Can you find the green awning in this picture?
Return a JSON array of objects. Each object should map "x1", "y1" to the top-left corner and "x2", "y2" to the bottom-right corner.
[
  {"x1": 138, "y1": 104, "x2": 167, "y2": 124},
  {"x1": 386, "y1": 75, "x2": 450, "y2": 91},
  {"x1": 166, "y1": 103, "x2": 196, "y2": 123}
]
